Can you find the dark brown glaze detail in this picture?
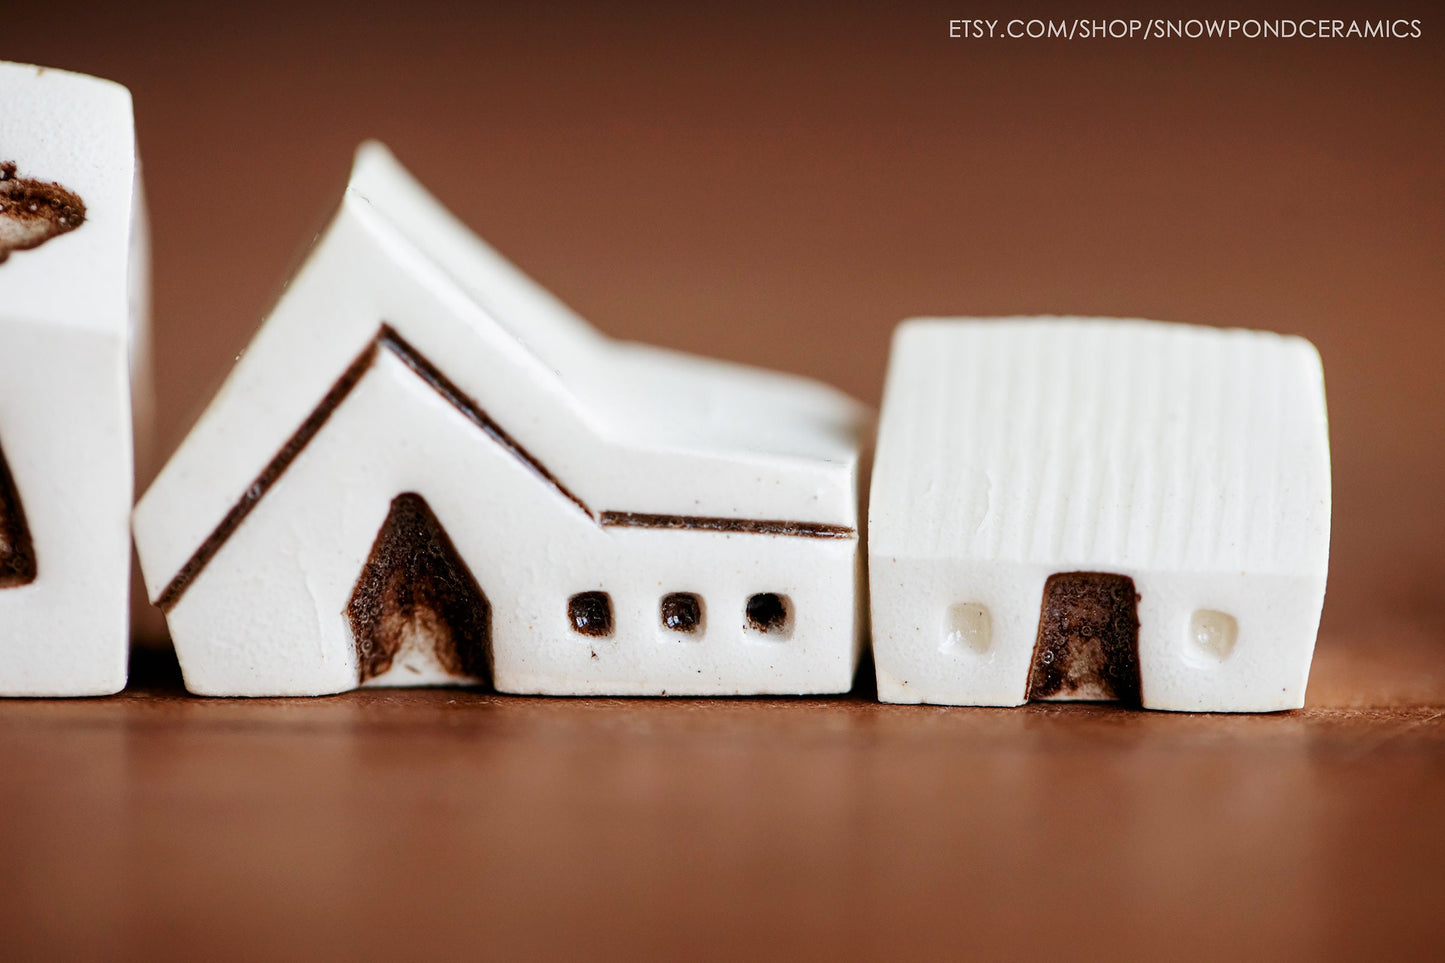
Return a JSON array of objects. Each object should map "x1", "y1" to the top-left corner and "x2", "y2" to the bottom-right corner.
[
  {"x1": 154, "y1": 340, "x2": 379, "y2": 612},
  {"x1": 375, "y1": 325, "x2": 594, "y2": 520},
  {"x1": 0, "y1": 438, "x2": 38, "y2": 588},
  {"x1": 661, "y1": 592, "x2": 702, "y2": 633},
  {"x1": 0, "y1": 161, "x2": 86, "y2": 264},
  {"x1": 745, "y1": 593, "x2": 789, "y2": 633},
  {"x1": 568, "y1": 591, "x2": 613, "y2": 637},
  {"x1": 601, "y1": 512, "x2": 855, "y2": 539},
  {"x1": 1026, "y1": 572, "x2": 1142, "y2": 706},
  {"x1": 347, "y1": 493, "x2": 491, "y2": 684},
  {"x1": 157, "y1": 324, "x2": 854, "y2": 611}
]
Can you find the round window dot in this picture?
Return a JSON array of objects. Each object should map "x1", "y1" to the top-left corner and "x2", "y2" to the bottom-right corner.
[{"x1": 746, "y1": 593, "x2": 790, "y2": 634}]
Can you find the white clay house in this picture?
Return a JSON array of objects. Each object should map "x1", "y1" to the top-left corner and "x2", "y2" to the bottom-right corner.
[
  {"x1": 868, "y1": 318, "x2": 1331, "y2": 712},
  {"x1": 133, "y1": 143, "x2": 870, "y2": 697},
  {"x1": 0, "y1": 63, "x2": 149, "y2": 696}
]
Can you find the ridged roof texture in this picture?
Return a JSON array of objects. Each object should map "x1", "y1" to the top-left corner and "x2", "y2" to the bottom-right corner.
[{"x1": 869, "y1": 318, "x2": 1331, "y2": 576}]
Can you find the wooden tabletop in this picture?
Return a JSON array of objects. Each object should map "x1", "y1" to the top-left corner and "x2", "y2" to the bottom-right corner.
[
  {"x1": 3, "y1": 634, "x2": 1443, "y2": 962},
  {"x1": 3, "y1": 2, "x2": 1443, "y2": 959}
]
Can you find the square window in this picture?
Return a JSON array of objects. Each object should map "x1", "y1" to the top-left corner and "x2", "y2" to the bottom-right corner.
[
  {"x1": 943, "y1": 603, "x2": 992, "y2": 654},
  {"x1": 568, "y1": 591, "x2": 613, "y2": 637},
  {"x1": 1189, "y1": 609, "x2": 1238, "y2": 661},
  {"x1": 661, "y1": 593, "x2": 703, "y2": 634}
]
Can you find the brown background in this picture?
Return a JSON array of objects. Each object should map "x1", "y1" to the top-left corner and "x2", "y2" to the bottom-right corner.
[{"x1": 2, "y1": 2, "x2": 1443, "y2": 960}]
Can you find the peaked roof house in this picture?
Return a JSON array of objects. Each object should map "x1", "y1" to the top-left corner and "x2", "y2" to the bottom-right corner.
[
  {"x1": 869, "y1": 318, "x2": 1331, "y2": 712},
  {"x1": 134, "y1": 143, "x2": 871, "y2": 697},
  {"x1": 0, "y1": 62, "x2": 149, "y2": 696}
]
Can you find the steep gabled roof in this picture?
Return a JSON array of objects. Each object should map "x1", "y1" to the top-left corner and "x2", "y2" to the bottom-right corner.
[
  {"x1": 345, "y1": 143, "x2": 867, "y2": 465},
  {"x1": 135, "y1": 144, "x2": 868, "y2": 607}
]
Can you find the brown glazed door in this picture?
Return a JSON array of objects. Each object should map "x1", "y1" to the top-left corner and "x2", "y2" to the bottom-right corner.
[
  {"x1": 0, "y1": 435, "x2": 37, "y2": 588},
  {"x1": 1026, "y1": 572, "x2": 1142, "y2": 706},
  {"x1": 347, "y1": 492, "x2": 492, "y2": 685}
]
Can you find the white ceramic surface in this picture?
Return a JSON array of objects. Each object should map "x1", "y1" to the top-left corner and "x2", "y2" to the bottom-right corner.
[
  {"x1": 134, "y1": 142, "x2": 870, "y2": 697},
  {"x1": 869, "y1": 317, "x2": 1331, "y2": 712},
  {"x1": 0, "y1": 62, "x2": 148, "y2": 696}
]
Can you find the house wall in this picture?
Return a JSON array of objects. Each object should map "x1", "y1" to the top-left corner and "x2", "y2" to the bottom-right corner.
[
  {"x1": 0, "y1": 319, "x2": 132, "y2": 695},
  {"x1": 872, "y1": 556, "x2": 1324, "y2": 711}
]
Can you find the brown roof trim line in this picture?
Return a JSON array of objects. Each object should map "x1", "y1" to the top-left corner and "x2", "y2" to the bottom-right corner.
[
  {"x1": 154, "y1": 340, "x2": 378, "y2": 611},
  {"x1": 377, "y1": 325, "x2": 592, "y2": 519},
  {"x1": 600, "y1": 511, "x2": 855, "y2": 539},
  {"x1": 155, "y1": 324, "x2": 855, "y2": 612}
]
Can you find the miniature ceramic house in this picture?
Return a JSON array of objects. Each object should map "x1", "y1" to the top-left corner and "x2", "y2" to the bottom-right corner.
[
  {"x1": 869, "y1": 318, "x2": 1330, "y2": 712},
  {"x1": 133, "y1": 142, "x2": 870, "y2": 697},
  {"x1": 0, "y1": 62, "x2": 150, "y2": 695}
]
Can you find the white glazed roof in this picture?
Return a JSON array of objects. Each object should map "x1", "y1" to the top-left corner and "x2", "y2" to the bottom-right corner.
[
  {"x1": 346, "y1": 143, "x2": 866, "y2": 467},
  {"x1": 135, "y1": 143, "x2": 869, "y2": 603},
  {"x1": 869, "y1": 317, "x2": 1331, "y2": 576}
]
